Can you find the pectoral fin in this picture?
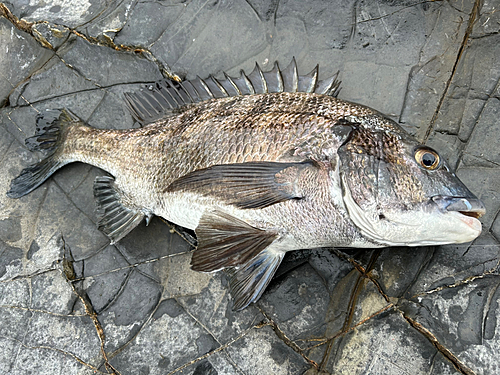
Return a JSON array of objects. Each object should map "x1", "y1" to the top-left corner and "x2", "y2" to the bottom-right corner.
[
  {"x1": 167, "y1": 161, "x2": 315, "y2": 209},
  {"x1": 94, "y1": 176, "x2": 149, "y2": 244}
]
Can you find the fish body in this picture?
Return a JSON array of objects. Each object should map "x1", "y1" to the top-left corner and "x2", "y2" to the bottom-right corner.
[{"x1": 8, "y1": 60, "x2": 485, "y2": 309}]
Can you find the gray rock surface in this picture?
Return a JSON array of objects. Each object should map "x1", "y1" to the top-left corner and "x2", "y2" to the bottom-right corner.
[{"x1": 1, "y1": 0, "x2": 499, "y2": 374}]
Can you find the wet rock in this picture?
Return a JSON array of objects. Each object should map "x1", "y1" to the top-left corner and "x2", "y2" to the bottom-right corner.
[{"x1": 0, "y1": 18, "x2": 52, "y2": 106}]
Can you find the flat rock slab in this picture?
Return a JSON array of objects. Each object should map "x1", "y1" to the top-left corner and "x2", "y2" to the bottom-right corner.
[{"x1": 1, "y1": 0, "x2": 499, "y2": 374}]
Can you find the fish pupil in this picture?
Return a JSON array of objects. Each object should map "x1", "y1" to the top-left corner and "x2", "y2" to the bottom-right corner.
[{"x1": 422, "y1": 153, "x2": 435, "y2": 167}]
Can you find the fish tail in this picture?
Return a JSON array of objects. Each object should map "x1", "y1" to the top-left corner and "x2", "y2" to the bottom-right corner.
[{"x1": 7, "y1": 109, "x2": 82, "y2": 198}]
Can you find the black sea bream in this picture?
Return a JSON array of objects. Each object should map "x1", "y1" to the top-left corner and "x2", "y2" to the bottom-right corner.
[{"x1": 8, "y1": 60, "x2": 485, "y2": 309}]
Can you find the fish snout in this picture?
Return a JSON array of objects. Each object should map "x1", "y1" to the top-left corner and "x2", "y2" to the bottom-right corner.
[{"x1": 431, "y1": 195, "x2": 486, "y2": 219}]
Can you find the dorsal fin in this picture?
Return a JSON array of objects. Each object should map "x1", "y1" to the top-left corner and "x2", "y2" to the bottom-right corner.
[{"x1": 125, "y1": 58, "x2": 342, "y2": 124}]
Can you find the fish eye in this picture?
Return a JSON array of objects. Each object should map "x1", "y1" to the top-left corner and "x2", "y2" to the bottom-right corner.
[{"x1": 414, "y1": 147, "x2": 440, "y2": 170}]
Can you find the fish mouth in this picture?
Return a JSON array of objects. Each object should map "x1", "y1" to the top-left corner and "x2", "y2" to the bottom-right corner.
[
  {"x1": 459, "y1": 211, "x2": 483, "y2": 219},
  {"x1": 431, "y1": 195, "x2": 486, "y2": 219}
]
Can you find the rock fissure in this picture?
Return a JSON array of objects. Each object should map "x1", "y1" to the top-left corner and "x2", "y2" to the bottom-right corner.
[
  {"x1": 402, "y1": 313, "x2": 476, "y2": 375},
  {"x1": 422, "y1": 0, "x2": 482, "y2": 143}
]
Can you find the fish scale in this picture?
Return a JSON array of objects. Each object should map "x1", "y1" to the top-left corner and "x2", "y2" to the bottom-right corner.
[{"x1": 8, "y1": 60, "x2": 485, "y2": 310}]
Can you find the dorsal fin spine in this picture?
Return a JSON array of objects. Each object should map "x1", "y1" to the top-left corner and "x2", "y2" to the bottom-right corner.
[
  {"x1": 308, "y1": 65, "x2": 319, "y2": 93},
  {"x1": 165, "y1": 80, "x2": 185, "y2": 105},
  {"x1": 143, "y1": 92, "x2": 162, "y2": 115},
  {"x1": 179, "y1": 81, "x2": 195, "y2": 103},
  {"x1": 124, "y1": 93, "x2": 141, "y2": 122},
  {"x1": 135, "y1": 94, "x2": 154, "y2": 119},
  {"x1": 241, "y1": 70, "x2": 255, "y2": 95},
  {"x1": 173, "y1": 81, "x2": 191, "y2": 103},
  {"x1": 275, "y1": 62, "x2": 284, "y2": 92},
  {"x1": 224, "y1": 72, "x2": 242, "y2": 95},
  {"x1": 291, "y1": 57, "x2": 299, "y2": 92},
  {"x1": 163, "y1": 81, "x2": 182, "y2": 107},
  {"x1": 325, "y1": 74, "x2": 340, "y2": 96},
  {"x1": 256, "y1": 63, "x2": 268, "y2": 93},
  {"x1": 155, "y1": 83, "x2": 175, "y2": 109},
  {"x1": 197, "y1": 76, "x2": 215, "y2": 99},
  {"x1": 210, "y1": 75, "x2": 229, "y2": 96},
  {"x1": 183, "y1": 80, "x2": 201, "y2": 102}
]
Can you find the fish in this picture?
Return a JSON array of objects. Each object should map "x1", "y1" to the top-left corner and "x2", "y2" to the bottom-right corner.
[{"x1": 7, "y1": 59, "x2": 485, "y2": 310}]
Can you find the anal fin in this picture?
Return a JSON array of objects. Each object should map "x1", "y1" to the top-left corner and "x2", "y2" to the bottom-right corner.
[{"x1": 94, "y1": 176, "x2": 147, "y2": 244}]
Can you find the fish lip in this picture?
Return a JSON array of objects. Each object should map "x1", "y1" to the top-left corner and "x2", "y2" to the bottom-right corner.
[{"x1": 431, "y1": 195, "x2": 486, "y2": 219}]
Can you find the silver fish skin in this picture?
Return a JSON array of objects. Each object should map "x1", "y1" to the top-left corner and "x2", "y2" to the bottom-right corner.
[{"x1": 7, "y1": 60, "x2": 485, "y2": 310}]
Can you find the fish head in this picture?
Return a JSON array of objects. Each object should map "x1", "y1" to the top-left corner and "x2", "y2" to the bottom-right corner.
[{"x1": 337, "y1": 114, "x2": 485, "y2": 247}]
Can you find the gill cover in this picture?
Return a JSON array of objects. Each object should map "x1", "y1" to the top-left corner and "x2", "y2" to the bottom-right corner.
[{"x1": 337, "y1": 115, "x2": 483, "y2": 246}]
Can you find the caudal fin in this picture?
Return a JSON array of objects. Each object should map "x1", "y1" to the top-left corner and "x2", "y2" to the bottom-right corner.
[{"x1": 7, "y1": 109, "x2": 80, "y2": 198}]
